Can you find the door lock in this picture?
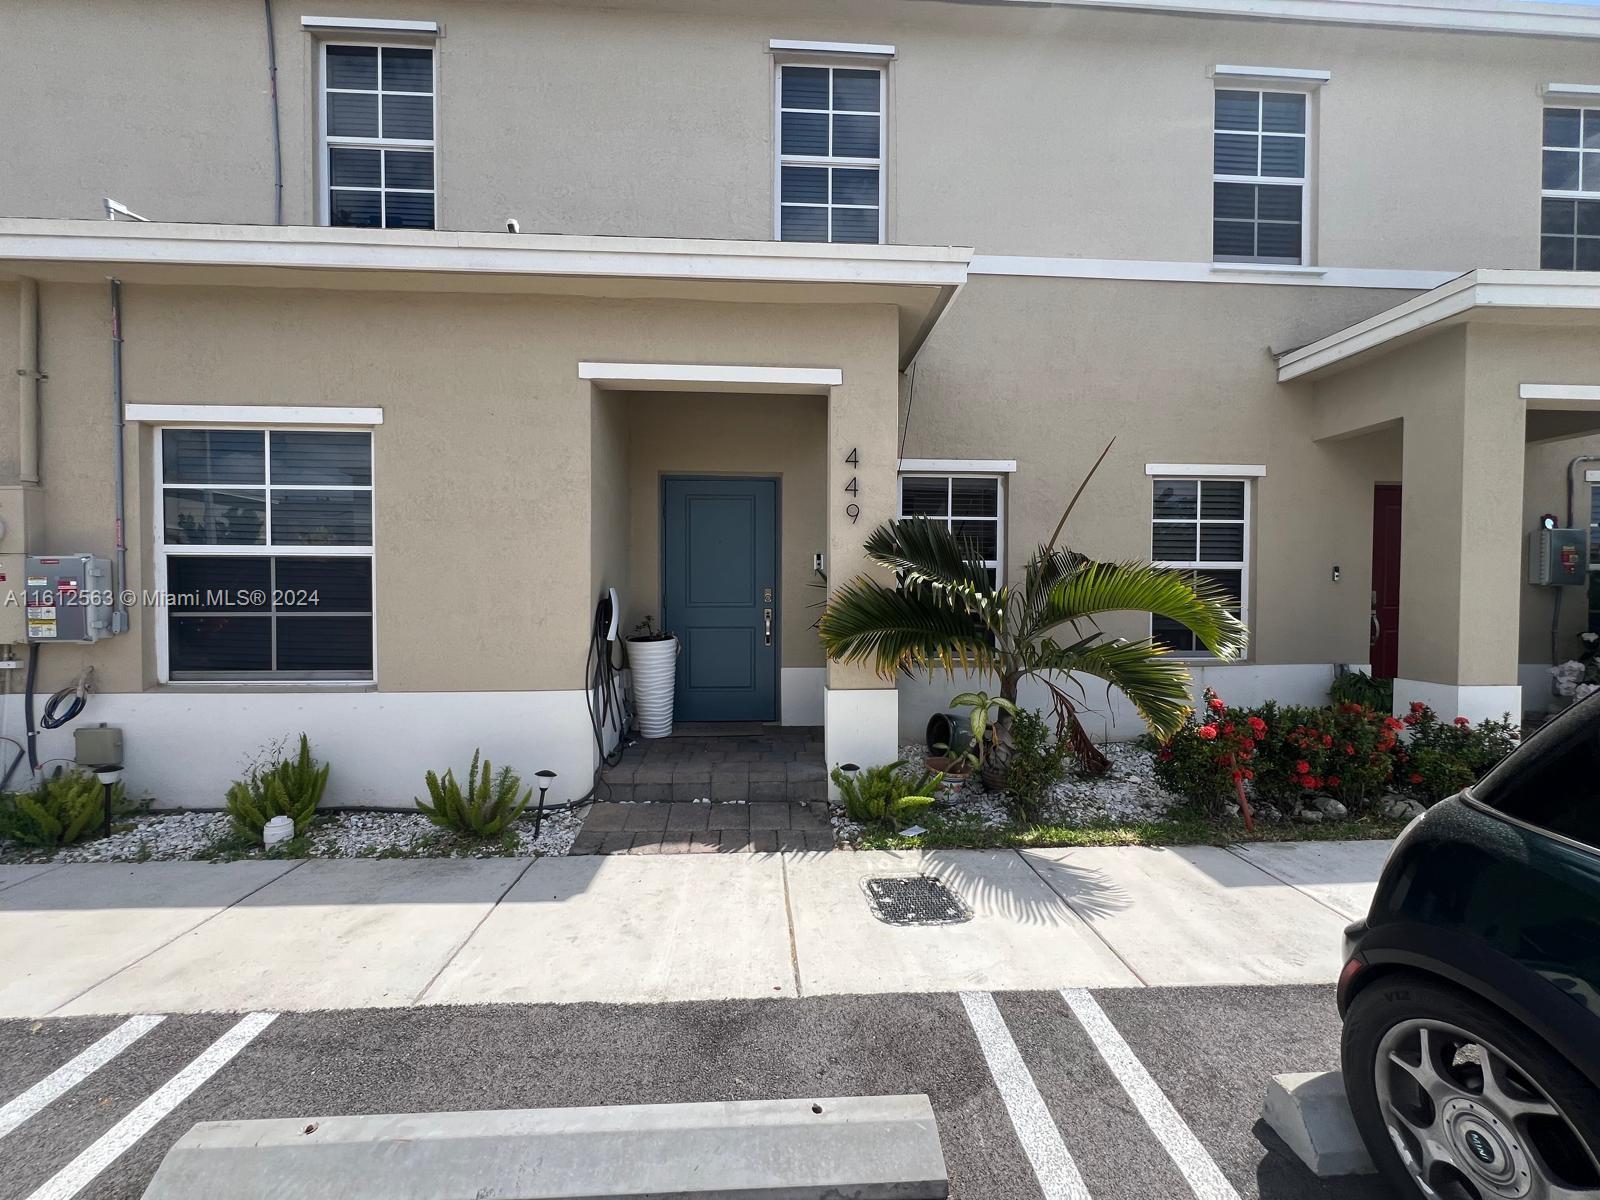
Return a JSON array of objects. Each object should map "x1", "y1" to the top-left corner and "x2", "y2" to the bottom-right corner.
[
  {"x1": 763, "y1": 607, "x2": 773, "y2": 646},
  {"x1": 763, "y1": 586, "x2": 773, "y2": 603}
]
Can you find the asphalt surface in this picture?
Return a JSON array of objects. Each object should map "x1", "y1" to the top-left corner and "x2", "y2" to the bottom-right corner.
[{"x1": 0, "y1": 985, "x2": 1395, "y2": 1200}]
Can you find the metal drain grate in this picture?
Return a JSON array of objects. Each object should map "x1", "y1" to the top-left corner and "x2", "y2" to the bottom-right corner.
[{"x1": 861, "y1": 875, "x2": 972, "y2": 927}]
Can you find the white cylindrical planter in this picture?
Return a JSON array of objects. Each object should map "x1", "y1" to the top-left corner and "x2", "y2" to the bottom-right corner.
[
  {"x1": 629, "y1": 636, "x2": 680, "y2": 738},
  {"x1": 262, "y1": 814, "x2": 295, "y2": 847}
]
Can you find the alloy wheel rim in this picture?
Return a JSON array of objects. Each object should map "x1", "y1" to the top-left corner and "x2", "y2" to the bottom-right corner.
[{"x1": 1374, "y1": 1017, "x2": 1600, "y2": 1199}]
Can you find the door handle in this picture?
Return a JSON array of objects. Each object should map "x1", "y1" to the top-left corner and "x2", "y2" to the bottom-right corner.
[
  {"x1": 1370, "y1": 590, "x2": 1380, "y2": 645},
  {"x1": 763, "y1": 607, "x2": 773, "y2": 646}
]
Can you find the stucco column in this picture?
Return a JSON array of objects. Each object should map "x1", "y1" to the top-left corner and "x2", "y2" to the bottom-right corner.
[
  {"x1": 1393, "y1": 381, "x2": 1524, "y2": 724},
  {"x1": 823, "y1": 365, "x2": 900, "y2": 775}
]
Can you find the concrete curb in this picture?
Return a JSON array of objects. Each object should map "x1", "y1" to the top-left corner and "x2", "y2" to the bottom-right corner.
[
  {"x1": 141, "y1": 1094, "x2": 950, "y2": 1199},
  {"x1": 1262, "y1": 1071, "x2": 1376, "y2": 1177}
]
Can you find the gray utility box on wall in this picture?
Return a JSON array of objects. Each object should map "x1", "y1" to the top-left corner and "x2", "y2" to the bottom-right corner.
[
  {"x1": 1528, "y1": 528, "x2": 1588, "y2": 586},
  {"x1": 26, "y1": 555, "x2": 114, "y2": 642}
]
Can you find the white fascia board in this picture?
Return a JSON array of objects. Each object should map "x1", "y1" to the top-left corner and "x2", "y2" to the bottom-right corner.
[
  {"x1": 970, "y1": 255, "x2": 1455, "y2": 291},
  {"x1": 769, "y1": 38, "x2": 895, "y2": 57},
  {"x1": 578, "y1": 363, "x2": 843, "y2": 387},
  {"x1": 0, "y1": 221, "x2": 971, "y2": 290},
  {"x1": 1002, "y1": 0, "x2": 1600, "y2": 40},
  {"x1": 125, "y1": 404, "x2": 383, "y2": 425},
  {"x1": 1145, "y1": 463, "x2": 1267, "y2": 477},
  {"x1": 301, "y1": 15, "x2": 438, "y2": 33},
  {"x1": 1278, "y1": 270, "x2": 1600, "y2": 381},
  {"x1": 898, "y1": 458, "x2": 1018, "y2": 473},
  {"x1": 1211, "y1": 64, "x2": 1331, "y2": 84}
]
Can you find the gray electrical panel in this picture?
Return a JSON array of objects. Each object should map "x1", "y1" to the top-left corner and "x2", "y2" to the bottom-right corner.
[
  {"x1": 1528, "y1": 528, "x2": 1588, "y2": 587},
  {"x1": 26, "y1": 555, "x2": 114, "y2": 642}
]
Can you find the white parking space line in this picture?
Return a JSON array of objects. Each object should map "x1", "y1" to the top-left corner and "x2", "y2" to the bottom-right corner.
[
  {"x1": 1061, "y1": 988, "x2": 1240, "y2": 1200},
  {"x1": 0, "y1": 1015, "x2": 166, "y2": 1141},
  {"x1": 961, "y1": 990, "x2": 1093, "y2": 1200},
  {"x1": 24, "y1": 1012, "x2": 277, "y2": 1200}
]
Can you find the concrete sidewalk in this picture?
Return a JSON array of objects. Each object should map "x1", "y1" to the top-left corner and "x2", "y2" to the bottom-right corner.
[{"x1": 0, "y1": 841, "x2": 1389, "y2": 1017}]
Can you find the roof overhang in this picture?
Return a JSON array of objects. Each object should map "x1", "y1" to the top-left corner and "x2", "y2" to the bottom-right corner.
[
  {"x1": 1276, "y1": 269, "x2": 1600, "y2": 382},
  {"x1": 0, "y1": 219, "x2": 971, "y2": 370}
]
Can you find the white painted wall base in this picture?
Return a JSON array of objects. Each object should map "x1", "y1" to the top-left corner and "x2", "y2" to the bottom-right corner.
[
  {"x1": 896, "y1": 663, "x2": 1342, "y2": 745},
  {"x1": 780, "y1": 667, "x2": 826, "y2": 726},
  {"x1": 1519, "y1": 662, "x2": 1562, "y2": 714},
  {"x1": 823, "y1": 687, "x2": 899, "y2": 792},
  {"x1": 0, "y1": 690, "x2": 601, "y2": 810},
  {"x1": 1390, "y1": 679, "x2": 1523, "y2": 725}
]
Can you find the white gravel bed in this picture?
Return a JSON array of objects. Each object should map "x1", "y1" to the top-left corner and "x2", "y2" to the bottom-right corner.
[{"x1": 0, "y1": 803, "x2": 584, "y2": 864}]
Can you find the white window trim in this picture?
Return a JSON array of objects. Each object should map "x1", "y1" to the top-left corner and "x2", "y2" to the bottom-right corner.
[
  {"x1": 1210, "y1": 65, "x2": 1330, "y2": 85},
  {"x1": 318, "y1": 40, "x2": 438, "y2": 229},
  {"x1": 898, "y1": 472, "x2": 1005, "y2": 584},
  {"x1": 301, "y1": 15, "x2": 438, "y2": 33},
  {"x1": 1543, "y1": 83, "x2": 1600, "y2": 100},
  {"x1": 769, "y1": 39, "x2": 894, "y2": 58},
  {"x1": 1212, "y1": 86, "x2": 1313, "y2": 267},
  {"x1": 127, "y1": 404, "x2": 383, "y2": 425},
  {"x1": 773, "y1": 57, "x2": 886, "y2": 245},
  {"x1": 152, "y1": 428, "x2": 377, "y2": 686},
  {"x1": 1145, "y1": 462, "x2": 1265, "y2": 477},
  {"x1": 1150, "y1": 475, "x2": 1251, "y2": 660},
  {"x1": 899, "y1": 458, "x2": 1017, "y2": 473}
]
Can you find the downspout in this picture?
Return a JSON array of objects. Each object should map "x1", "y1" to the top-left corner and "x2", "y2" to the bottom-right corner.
[
  {"x1": 109, "y1": 280, "x2": 128, "y2": 635},
  {"x1": 18, "y1": 278, "x2": 40, "y2": 485},
  {"x1": 264, "y1": 0, "x2": 284, "y2": 224}
]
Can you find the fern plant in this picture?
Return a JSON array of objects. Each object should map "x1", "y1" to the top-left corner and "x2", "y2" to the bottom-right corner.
[
  {"x1": 0, "y1": 770, "x2": 124, "y2": 847},
  {"x1": 225, "y1": 733, "x2": 329, "y2": 838},
  {"x1": 829, "y1": 761, "x2": 943, "y2": 831},
  {"x1": 416, "y1": 750, "x2": 532, "y2": 837}
]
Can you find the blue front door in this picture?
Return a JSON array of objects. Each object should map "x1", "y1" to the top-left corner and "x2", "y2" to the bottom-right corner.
[{"x1": 661, "y1": 476, "x2": 778, "y2": 722}]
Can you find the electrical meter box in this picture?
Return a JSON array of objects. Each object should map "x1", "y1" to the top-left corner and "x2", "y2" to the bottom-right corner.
[
  {"x1": 1528, "y1": 528, "x2": 1588, "y2": 586},
  {"x1": 26, "y1": 555, "x2": 114, "y2": 642}
]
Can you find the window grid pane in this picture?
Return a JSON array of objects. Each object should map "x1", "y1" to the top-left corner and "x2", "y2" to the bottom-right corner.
[
  {"x1": 325, "y1": 44, "x2": 435, "y2": 230},
  {"x1": 1151, "y1": 477, "x2": 1248, "y2": 657},
  {"x1": 1212, "y1": 88, "x2": 1307, "y2": 265},
  {"x1": 1543, "y1": 108, "x2": 1600, "y2": 270},
  {"x1": 898, "y1": 475, "x2": 1003, "y2": 578},
  {"x1": 160, "y1": 430, "x2": 375, "y2": 681},
  {"x1": 778, "y1": 64, "x2": 883, "y2": 246}
]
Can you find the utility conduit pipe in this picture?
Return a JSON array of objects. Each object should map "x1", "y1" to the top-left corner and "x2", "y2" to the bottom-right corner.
[
  {"x1": 109, "y1": 279, "x2": 128, "y2": 634},
  {"x1": 18, "y1": 277, "x2": 40, "y2": 485}
]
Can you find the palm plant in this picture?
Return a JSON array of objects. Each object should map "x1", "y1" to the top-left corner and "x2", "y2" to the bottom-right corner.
[{"x1": 818, "y1": 445, "x2": 1246, "y2": 776}]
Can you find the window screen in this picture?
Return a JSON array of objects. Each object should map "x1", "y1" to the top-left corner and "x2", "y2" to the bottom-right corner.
[
  {"x1": 1151, "y1": 477, "x2": 1248, "y2": 655},
  {"x1": 158, "y1": 429, "x2": 374, "y2": 680}
]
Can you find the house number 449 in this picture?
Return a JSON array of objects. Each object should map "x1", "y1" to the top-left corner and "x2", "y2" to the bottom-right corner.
[{"x1": 844, "y1": 448, "x2": 860, "y2": 522}]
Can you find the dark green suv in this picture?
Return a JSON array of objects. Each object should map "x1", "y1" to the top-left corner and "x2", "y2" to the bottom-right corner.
[{"x1": 1339, "y1": 692, "x2": 1600, "y2": 1200}]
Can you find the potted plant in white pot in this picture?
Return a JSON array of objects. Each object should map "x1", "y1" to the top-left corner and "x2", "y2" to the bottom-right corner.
[{"x1": 627, "y1": 616, "x2": 679, "y2": 738}]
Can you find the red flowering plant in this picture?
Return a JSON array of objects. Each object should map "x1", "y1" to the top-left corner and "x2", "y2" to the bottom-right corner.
[
  {"x1": 1395, "y1": 703, "x2": 1519, "y2": 803},
  {"x1": 1152, "y1": 688, "x2": 1261, "y2": 821},
  {"x1": 1246, "y1": 700, "x2": 1397, "y2": 814}
]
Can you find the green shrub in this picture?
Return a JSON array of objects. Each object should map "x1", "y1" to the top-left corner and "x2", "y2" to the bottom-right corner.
[
  {"x1": 0, "y1": 769, "x2": 124, "y2": 847},
  {"x1": 416, "y1": 750, "x2": 531, "y2": 837},
  {"x1": 226, "y1": 733, "x2": 329, "y2": 838},
  {"x1": 1003, "y1": 709, "x2": 1072, "y2": 823},
  {"x1": 1395, "y1": 704, "x2": 1519, "y2": 803},
  {"x1": 1152, "y1": 689, "x2": 1265, "y2": 816},
  {"x1": 1330, "y1": 670, "x2": 1393, "y2": 713},
  {"x1": 1247, "y1": 701, "x2": 1399, "y2": 814},
  {"x1": 830, "y1": 761, "x2": 942, "y2": 831}
]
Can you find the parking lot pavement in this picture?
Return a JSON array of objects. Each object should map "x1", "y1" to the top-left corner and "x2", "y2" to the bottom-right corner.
[{"x1": 0, "y1": 985, "x2": 1388, "y2": 1200}]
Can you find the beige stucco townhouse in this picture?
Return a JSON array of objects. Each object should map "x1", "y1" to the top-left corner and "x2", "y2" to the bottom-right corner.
[{"x1": 2, "y1": 0, "x2": 1600, "y2": 807}]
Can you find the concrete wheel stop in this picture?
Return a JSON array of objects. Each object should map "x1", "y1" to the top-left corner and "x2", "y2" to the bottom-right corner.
[
  {"x1": 1261, "y1": 1071, "x2": 1376, "y2": 1177},
  {"x1": 140, "y1": 1093, "x2": 950, "y2": 1200}
]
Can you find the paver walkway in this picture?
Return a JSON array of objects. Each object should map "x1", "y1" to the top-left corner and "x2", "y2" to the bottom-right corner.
[
  {"x1": 569, "y1": 800, "x2": 835, "y2": 855},
  {"x1": 596, "y1": 724, "x2": 826, "y2": 803}
]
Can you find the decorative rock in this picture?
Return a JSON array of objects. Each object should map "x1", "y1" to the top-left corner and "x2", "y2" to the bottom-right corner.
[
  {"x1": 1295, "y1": 808, "x2": 1325, "y2": 824},
  {"x1": 1311, "y1": 796, "x2": 1348, "y2": 819},
  {"x1": 1382, "y1": 796, "x2": 1426, "y2": 821}
]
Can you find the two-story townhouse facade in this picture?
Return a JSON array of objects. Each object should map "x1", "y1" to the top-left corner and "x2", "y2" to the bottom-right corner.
[{"x1": 3, "y1": 0, "x2": 1600, "y2": 806}]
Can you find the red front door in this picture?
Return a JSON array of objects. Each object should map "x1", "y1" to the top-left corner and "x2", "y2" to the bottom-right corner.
[{"x1": 1371, "y1": 484, "x2": 1402, "y2": 679}]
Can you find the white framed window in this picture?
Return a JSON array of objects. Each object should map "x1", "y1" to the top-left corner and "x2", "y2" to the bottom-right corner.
[
  {"x1": 154, "y1": 429, "x2": 375, "y2": 681},
  {"x1": 1541, "y1": 106, "x2": 1600, "y2": 270},
  {"x1": 321, "y1": 42, "x2": 435, "y2": 229},
  {"x1": 775, "y1": 61, "x2": 884, "y2": 243},
  {"x1": 1151, "y1": 476, "x2": 1249, "y2": 656},
  {"x1": 898, "y1": 474, "x2": 1004, "y2": 585},
  {"x1": 1213, "y1": 89, "x2": 1309, "y2": 265}
]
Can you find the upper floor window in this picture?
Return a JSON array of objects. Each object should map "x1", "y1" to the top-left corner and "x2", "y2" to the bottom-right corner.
[
  {"x1": 322, "y1": 43, "x2": 435, "y2": 229},
  {"x1": 1541, "y1": 107, "x2": 1600, "y2": 270},
  {"x1": 1151, "y1": 477, "x2": 1249, "y2": 656},
  {"x1": 1213, "y1": 89, "x2": 1308, "y2": 265},
  {"x1": 776, "y1": 64, "x2": 883, "y2": 244}
]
